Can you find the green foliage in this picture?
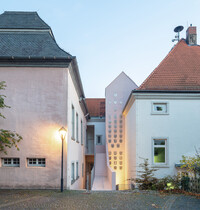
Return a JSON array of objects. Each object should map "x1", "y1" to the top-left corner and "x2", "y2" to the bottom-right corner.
[
  {"x1": 0, "y1": 81, "x2": 22, "y2": 154},
  {"x1": 180, "y1": 148, "x2": 200, "y2": 177},
  {"x1": 134, "y1": 158, "x2": 158, "y2": 190},
  {"x1": 155, "y1": 175, "x2": 181, "y2": 190}
]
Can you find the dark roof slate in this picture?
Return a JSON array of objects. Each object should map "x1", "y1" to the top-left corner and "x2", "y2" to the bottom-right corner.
[
  {"x1": 0, "y1": 11, "x2": 50, "y2": 29},
  {"x1": 0, "y1": 31, "x2": 72, "y2": 58}
]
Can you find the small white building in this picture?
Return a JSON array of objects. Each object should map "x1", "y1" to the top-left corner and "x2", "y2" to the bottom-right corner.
[{"x1": 123, "y1": 26, "x2": 200, "y2": 184}]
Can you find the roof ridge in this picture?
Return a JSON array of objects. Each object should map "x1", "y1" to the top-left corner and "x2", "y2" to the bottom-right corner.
[
  {"x1": 4, "y1": 11, "x2": 37, "y2": 14},
  {"x1": 138, "y1": 39, "x2": 185, "y2": 90},
  {"x1": 106, "y1": 71, "x2": 137, "y2": 89}
]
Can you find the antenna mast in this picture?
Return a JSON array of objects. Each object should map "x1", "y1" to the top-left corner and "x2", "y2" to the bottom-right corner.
[{"x1": 172, "y1": 25, "x2": 184, "y2": 43}]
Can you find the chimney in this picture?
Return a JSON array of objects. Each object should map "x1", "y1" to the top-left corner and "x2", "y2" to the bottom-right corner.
[{"x1": 186, "y1": 24, "x2": 197, "y2": 45}]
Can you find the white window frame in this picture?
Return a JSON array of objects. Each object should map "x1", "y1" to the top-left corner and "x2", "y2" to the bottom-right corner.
[
  {"x1": 96, "y1": 135, "x2": 102, "y2": 145},
  {"x1": 72, "y1": 105, "x2": 75, "y2": 139},
  {"x1": 82, "y1": 163, "x2": 84, "y2": 177},
  {"x1": 152, "y1": 137, "x2": 168, "y2": 167},
  {"x1": 27, "y1": 158, "x2": 46, "y2": 167},
  {"x1": 76, "y1": 161, "x2": 79, "y2": 179},
  {"x1": 71, "y1": 162, "x2": 75, "y2": 183},
  {"x1": 151, "y1": 102, "x2": 169, "y2": 115},
  {"x1": 2, "y1": 158, "x2": 20, "y2": 167},
  {"x1": 76, "y1": 113, "x2": 79, "y2": 142},
  {"x1": 81, "y1": 120, "x2": 83, "y2": 145}
]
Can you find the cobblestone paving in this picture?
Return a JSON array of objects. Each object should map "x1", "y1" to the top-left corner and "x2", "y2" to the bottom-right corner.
[{"x1": 0, "y1": 190, "x2": 199, "y2": 210}]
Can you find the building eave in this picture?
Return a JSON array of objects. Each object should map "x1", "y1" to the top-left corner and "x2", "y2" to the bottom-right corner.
[
  {"x1": 123, "y1": 89, "x2": 200, "y2": 115},
  {"x1": 69, "y1": 58, "x2": 89, "y2": 118},
  {"x1": 0, "y1": 57, "x2": 72, "y2": 67}
]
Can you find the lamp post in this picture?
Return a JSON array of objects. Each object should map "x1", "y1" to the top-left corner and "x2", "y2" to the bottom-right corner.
[{"x1": 59, "y1": 126, "x2": 67, "y2": 192}]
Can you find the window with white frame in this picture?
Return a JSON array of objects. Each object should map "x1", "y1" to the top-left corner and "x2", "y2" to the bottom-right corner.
[
  {"x1": 76, "y1": 162, "x2": 79, "y2": 179},
  {"x1": 76, "y1": 113, "x2": 79, "y2": 142},
  {"x1": 2, "y1": 158, "x2": 20, "y2": 167},
  {"x1": 72, "y1": 105, "x2": 75, "y2": 139},
  {"x1": 96, "y1": 135, "x2": 102, "y2": 145},
  {"x1": 152, "y1": 102, "x2": 168, "y2": 114},
  {"x1": 71, "y1": 162, "x2": 75, "y2": 182},
  {"x1": 27, "y1": 158, "x2": 45, "y2": 167},
  {"x1": 81, "y1": 120, "x2": 83, "y2": 145},
  {"x1": 153, "y1": 139, "x2": 167, "y2": 164},
  {"x1": 82, "y1": 163, "x2": 84, "y2": 177}
]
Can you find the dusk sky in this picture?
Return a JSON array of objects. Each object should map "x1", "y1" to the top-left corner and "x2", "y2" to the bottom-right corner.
[{"x1": 1, "y1": 0, "x2": 200, "y2": 97}]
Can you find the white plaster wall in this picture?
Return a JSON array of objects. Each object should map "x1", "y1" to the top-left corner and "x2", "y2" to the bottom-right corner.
[
  {"x1": 124, "y1": 100, "x2": 137, "y2": 183},
  {"x1": 67, "y1": 70, "x2": 86, "y2": 189},
  {"x1": 87, "y1": 120, "x2": 105, "y2": 146},
  {"x1": 127, "y1": 97, "x2": 200, "y2": 179},
  {"x1": 105, "y1": 72, "x2": 138, "y2": 185},
  {"x1": 0, "y1": 67, "x2": 68, "y2": 189}
]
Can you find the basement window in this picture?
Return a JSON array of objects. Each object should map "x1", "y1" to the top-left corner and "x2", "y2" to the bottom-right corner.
[
  {"x1": 27, "y1": 158, "x2": 45, "y2": 167},
  {"x1": 2, "y1": 158, "x2": 20, "y2": 167}
]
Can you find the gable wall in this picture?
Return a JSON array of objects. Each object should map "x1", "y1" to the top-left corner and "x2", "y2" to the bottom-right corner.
[
  {"x1": 0, "y1": 67, "x2": 68, "y2": 189},
  {"x1": 135, "y1": 97, "x2": 200, "y2": 178}
]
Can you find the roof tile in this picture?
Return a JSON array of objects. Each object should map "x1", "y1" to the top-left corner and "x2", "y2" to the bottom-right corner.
[
  {"x1": 139, "y1": 39, "x2": 200, "y2": 90},
  {"x1": 86, "y1": 99, "x2": 105, "y2": 117}
]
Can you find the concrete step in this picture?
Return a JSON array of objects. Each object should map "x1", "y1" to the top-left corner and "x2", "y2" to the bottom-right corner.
[
  {"x1": 95, "y1": 153, "x2": 107, "y2": 176},
  {"x1": 92, "y1": 176, "x2": 111, "y2": 191}
]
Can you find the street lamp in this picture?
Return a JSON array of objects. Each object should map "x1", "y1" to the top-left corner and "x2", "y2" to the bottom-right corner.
[{"x1": 59, "y1": 126, "x2": 67, "y2": 192}]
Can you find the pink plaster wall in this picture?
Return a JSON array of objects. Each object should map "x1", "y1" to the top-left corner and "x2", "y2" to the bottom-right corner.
[{"x1": 0, "y1": 67, "x2": 68, "y2": 189}]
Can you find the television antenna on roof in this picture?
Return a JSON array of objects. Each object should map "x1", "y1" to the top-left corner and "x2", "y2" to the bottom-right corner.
[{"x1": 172, "y1": 25, "x2": 184, "y2": 42}]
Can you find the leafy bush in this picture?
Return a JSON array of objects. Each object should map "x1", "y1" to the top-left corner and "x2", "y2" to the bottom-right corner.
[
  {"x1": 0, "y1": 81, "x2": 22, "y2": 154},
  {"x1": 155, "y1": 175, "x2": 181, "y2": 190}
]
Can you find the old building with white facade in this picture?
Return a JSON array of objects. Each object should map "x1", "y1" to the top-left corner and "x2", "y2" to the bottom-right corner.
[
  {"x1": 0, "y1": 11, "x2": 200, "y2": 191},
  {"x1": 123, "y1": 26, "x2": 200, "y2": 185}
]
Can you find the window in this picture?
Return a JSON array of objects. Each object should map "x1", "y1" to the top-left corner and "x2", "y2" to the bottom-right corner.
[
  {"x1": 96, "y1": 135, "x2": 102, "y2": 145},
  {"x1": 76, "y1": 162, "x2": 79, "y2": 179},
  {"x1": 153, "y1": 139, "x2": 167, "y2": 164},
  {"x1": 71, "y1": 162, "x2": 75, "y2": 183},
  {"x1": 27, "y1": 158, "x2": 45, "y2": 167},
  {"x1": 82, "y1": 163, "x2": 84, "y2": 177},
  {"x1": 81, "y1": 120, "x2": 83, "y2": 145},
  {"x1": 152, "y1": 102, "x2": 168, "y2": 114},
  {"x1": 2, "y1": 158, "x2": 19, "y2": 167},
  {"x1": 76, "y1": 113, "x2": 79, "y2": 142},
  {"x1": 72, "y1": 105, "x2": 75, "y2": 139}
]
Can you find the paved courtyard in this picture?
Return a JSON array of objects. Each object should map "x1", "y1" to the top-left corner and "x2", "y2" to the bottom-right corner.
[{"x1": 0, "y1": 190, "x2": 199, "y2": 210}]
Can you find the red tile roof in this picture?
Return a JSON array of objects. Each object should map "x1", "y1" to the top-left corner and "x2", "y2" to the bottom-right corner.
[
  {"x1": 85, "y1": 98, "x2": 105, "y2": 117},
  {"x1": 139, "y1": 39, "x2": 200, "y2": 90}
]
